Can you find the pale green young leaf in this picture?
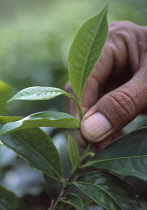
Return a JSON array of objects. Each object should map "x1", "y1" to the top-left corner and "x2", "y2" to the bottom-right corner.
[
  {"x1": 0, "y1": 80, "x2": 12, "y2": 114},
  {"x1": 68, "y1": 135, "x2": 80, "y2": 173},
  {"x1": 59, "y1": 193, "x2": 84, "y2": 210},
  {"x1": 74, "y1": 171, "x2": 147, "y2": 210},
  {"x1": 0, "y1": 186, "x2": 26, "y2": 210},
  {"x1": 8, "y1": 86, "x2": 71, "y2": 102},
  {"x1": 0, "y1": 111, "x2": 80, "y2": 135},
  {"x1": 84, "y1": 127, "x2": 147, "y2": 181},
  {"x1": 68, "y1": 4, "x2": 108, "y2": 101},
  {"x1": 0, "y1": 116, "x2": 65, "y2": 182}
]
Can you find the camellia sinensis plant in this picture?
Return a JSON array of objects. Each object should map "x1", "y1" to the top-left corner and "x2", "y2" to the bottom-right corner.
[{"x1": 0, "y1": 4, "x2": 147, "y2": 210}]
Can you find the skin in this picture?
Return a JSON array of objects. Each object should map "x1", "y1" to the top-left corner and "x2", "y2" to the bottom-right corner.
[{"x1": 66, "y1": 21, "x2": 147, "y2": 152}]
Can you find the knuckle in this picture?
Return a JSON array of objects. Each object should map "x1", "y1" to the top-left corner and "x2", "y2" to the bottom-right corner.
[
  {"x1": 109, "y1": 90, "x2": 137, "y2": 122},
  {"x1": 109, "y1": 21, "x2": 136, "y2": 33},
  {"x1": 109, "y1": 21, "x2": 137, "y2": 43}
]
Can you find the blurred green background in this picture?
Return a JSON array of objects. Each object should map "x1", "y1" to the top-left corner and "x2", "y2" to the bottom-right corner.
[
  {"x1": 0, "y1": 0, "x2": 147, "y2": 208},
  {"x1": 0, "y1": 0, "x2": 146, "y2": 116}
]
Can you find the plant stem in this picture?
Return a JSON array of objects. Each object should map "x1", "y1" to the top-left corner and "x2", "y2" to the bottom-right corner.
[
  {"x1": 72, "y1": 97, "x2": 84, "y2": 118},
  {"x1": 80, "y1": 142, "x2": 91, "y2": 162},
  {"x1": 60, "y1": 177, "x2": 68, "y2": 187},
  {"x1": 52, "y1": 93, "x2": 92, "y2": 209},
  {"x1": 66, "y1": 93, "x2": 84, "y2": 118},
  {"x1": 50, "y1": 187, "x2": 67, "y2": 209},
  {"x1": 70, "y1": 142, "x2": 92, "y2": 178},
  {"x1": 48, "y1": 143, "x2": 93, "y2": 209}
]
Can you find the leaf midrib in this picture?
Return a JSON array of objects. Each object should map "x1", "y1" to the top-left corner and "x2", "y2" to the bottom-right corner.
[
  {"x1": 11, "y1": 87, "x2": 66, "y2": 101},
  {"x1": 12, "y1": 129, "x2": 63, "y2": 180},
  {"x1": 22, "y1": 89, "x2": 64, "y2": 95},
  {"x1": 0, "y1": 115, "x2": 79, "y2": 135},
  {"x1": 78, "y1": 11, "x2": 106, "y2": 99},
  {"x1": 90, "y1": 154, "x2": 147, "y2": 165},
  {"x1": 20, "y1": 117, "x2": 79, "y2": 129},
  {"x1": 18, "y1": 91, "x2": 63, "y2": 99},
  {"x1": 75, "y1": 181, "x2": 122, "y2": 210},
  {"x1": 60, "y1": 193, "x2": 83, "y2": 210}
]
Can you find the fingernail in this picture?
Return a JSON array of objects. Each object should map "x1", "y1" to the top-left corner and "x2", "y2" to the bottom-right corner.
[{"x1": 82, "y1": 113, "x2": 112, "y2": 141}]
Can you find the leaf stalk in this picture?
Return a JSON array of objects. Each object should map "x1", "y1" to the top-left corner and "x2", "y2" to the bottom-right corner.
[{"x1": 67, "y1": 94, "x2": 84, "y2": 118}]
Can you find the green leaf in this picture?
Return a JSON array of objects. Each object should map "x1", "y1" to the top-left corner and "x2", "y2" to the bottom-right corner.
[
  {"x1": 0, "y1": 116, "x2": 21, "y2": 124},
  {"x1": 68, "y1": 4, "x2": 108, "y2": 100},
  {"x1": 0, "y1": 111, "x2": 80, "y2": 135},
  {"x1": 8, "y1": 86, "x2": 70, "y2": 102},
  {"x1": 59, "y1": 193, "x2": 84, "y2": 210},
  {"x1": 0, "y1": 186, "x2": 26, "y2": 210},
  {"x1": 74, "y1": 171, "x2": 147, "y2": 210},
  {"x1": 0, "y1": 116, "x2": 65, "y2": 182},
  {"x1": 68, "y1": 135, "x2": 80, "y2": 173},
  {"x1": 0, "y1": 81, "x2": 12, "y2": 114},
  {"x1": 84, "y1": 127, "x2": 147, "y2": 181}
]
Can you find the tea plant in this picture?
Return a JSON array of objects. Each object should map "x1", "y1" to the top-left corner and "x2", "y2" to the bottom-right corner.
[{"x1": 0, "y1": 4, "x2": 147, "y2": 209}]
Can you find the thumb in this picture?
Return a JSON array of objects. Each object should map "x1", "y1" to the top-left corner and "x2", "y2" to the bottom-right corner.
[{"x1": 81, "y1": 70, "x2": 147, "y2": 143}]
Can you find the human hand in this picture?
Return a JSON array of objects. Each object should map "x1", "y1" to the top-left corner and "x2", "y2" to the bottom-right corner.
[{"x1": 66, "y1": 21, "x2": 147, "y2": 151}]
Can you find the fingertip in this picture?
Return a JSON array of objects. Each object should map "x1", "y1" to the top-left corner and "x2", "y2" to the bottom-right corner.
[{"x1": 81, "y1": 112, "x2": 112, "y2": 143}]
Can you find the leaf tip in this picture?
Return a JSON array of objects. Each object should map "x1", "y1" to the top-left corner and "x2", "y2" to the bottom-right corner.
[
  {"x1": 7, "y1": 98, "x2": 13, "y2": 103},
  {"x1": 103, "y1": 2, "x2": 109, "y2": 11}
]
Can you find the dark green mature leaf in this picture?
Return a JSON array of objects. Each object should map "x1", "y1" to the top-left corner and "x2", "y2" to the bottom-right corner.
[
  {"x1": 59, "y1": 193, "x2": 84, "y2": 210},
  {"x1": 0, "y1": 116, "x2": 65, "y2": 182},
  {"x1": 74, "y1": 171, "x2": 147, "y2": 210},
  {"x1": 8, "y1": 86, "x2": 70, "y2": 102},
  {"x1": 68, "y1": 135, "x2": 79, "y2": 173},
  {"x1": 0, "y1": 81, "x2": 12, "y2": 114},
  {"x1": 0, "y1": 111, "x2": 80, "y2": 135},
  {"x1": 0, "y1": 186, "x2": 26, "y2": 210},
  {"x1": 84, "y1": 127, "x2": 147, "y2": 181},
  {"x1": 68, "y1": 4, "x2": 108, "y2": 100}
]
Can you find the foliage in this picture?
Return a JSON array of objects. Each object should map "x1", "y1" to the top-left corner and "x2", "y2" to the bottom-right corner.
[
  {"x1": 0, "y1": 3, "x2": 147, "y2": 210},
  {"x1": 0, "y1": 186, "x2": 26, "y2": 210},
  {"x1": 68, "y1": 5, "x2": 108, "y2": 100},
  {"x1": 0, "y1": 0, "x2": 146, "y2": 116}
]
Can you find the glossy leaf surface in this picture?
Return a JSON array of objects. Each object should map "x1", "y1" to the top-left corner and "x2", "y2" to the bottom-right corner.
[
  {"x1": 85, "y1": 127, "x2": 147, "y2": 181},
  {"x1": 74, "y1": 171, "x2": 147, "y2": 210},
  {"x1": 0, "y1": 111, "x2": 80, "y2": 135},
  {"x1": 8, "y1": 86, "x2": 70, "y2": 102},
  {"x1": 0, "y1": 186, "x2": 26, "y2": 210},
  {"x1": 68, "y1": 135, "x2": 79, "y2": 173},
  {"x1": 0, "y1": 116, "x2": 64, "y2": 181},
  {"x1": 59, "y1": 193, "x2": 84, "y2": 210},
  {"x1": 68, "y1": 4, "x2": 108, "y2": 100}
]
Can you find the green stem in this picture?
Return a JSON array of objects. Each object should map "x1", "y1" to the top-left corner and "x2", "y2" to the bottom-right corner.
[
  {"x1": 49, "y1": 143, "x2": 92, "y2": 209},
  {"x1": 80, "y1": 142, "x2": 91, "y2": 162},
  {"x1": 60, "y1": 177, "x2": 68, "y2": 187},
  {"x1": 65, "y1": 93, "x2": 84, "y2": 118},
  {"x1": 70, "y1": 142, "x2": 92, "y2": 178},
  {"x1": 71, "y1": 96, "x2": 84, "y2": 118}
]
